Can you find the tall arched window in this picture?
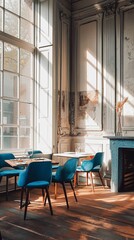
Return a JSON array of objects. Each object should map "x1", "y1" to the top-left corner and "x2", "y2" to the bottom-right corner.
[{"x1": 0, "y1": 0, "x2": 35, "y2": 151}]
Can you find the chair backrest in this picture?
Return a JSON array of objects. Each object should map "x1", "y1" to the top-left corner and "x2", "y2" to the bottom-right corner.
[
  {"x1": 17, "y1": 161, "x2": 52, "y2": 187},
  {"x1": 93, "y1": 152, "x2": 104, "y2": 168},
  {"x1": 81, "y1": 152, "x2": 104, "y2": 171},
  {"x1": 60, "y1": 158, "x2": 78, "y2": 182},
  {"x1": 0, "y1": 153, "x2": 15, "y2": 168},
  {"x1": 28, "y1": 150, "x2": 43, "y2": 158}
]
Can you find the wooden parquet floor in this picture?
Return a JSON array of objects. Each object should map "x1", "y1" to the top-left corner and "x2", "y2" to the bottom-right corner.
[{"x1": 0, "y1": 184, "x2": 134, "y2": 240}]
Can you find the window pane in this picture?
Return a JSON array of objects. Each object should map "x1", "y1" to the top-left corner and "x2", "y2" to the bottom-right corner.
[
  {"x1": 21, "y1": 0, "x2": 33, "y2": 22},
  {"x1": 0, "y1": 1, "x2": 3, "y2": 7},
  {"x1": 0, "y1": 128, "x2": 1, "y2": 149},
  {"x1": 19, "y1": 136, "x2": 30, "y2": 149},
  {"x1": 20, "y1": 127, "x2": 30, "y2": 136},
  {"x1": 0, "y1": 100, "x2": 1, "y2": 123},
  {"x1": 0, "y1": 8, "x2": 3, "y2": 31},
  {"x1": 19, "y1": 103, "x2": 32, "y2": 126},
  {"x1": 3, "y1": 100, "x2": 18, "y2": 124},
  {"x1": 0, "y1": 73, "x2": 1, "y2": 97},
  {"x1": 21, "y1": 19, "x2": 33, "y2": 44},
  {"x1": 0, "y1": 41, "x2": 2, "y2": 70},
  {"x1": 20, "y1": 76, "x2": 33, "y2": 102},
  {"x1": 3, "y1": 72, "x2": 18, "y2": 98},
  {"x1": 20, "y1": 49, "x2": 33, "y2": 77},
  {"x1": 5, "y1": 11, "x2": 19, "y2": 38},
  {"x1": 3, "y1": 127, "x2": 17, "y2": 149},
  {"x1": 19, "y1": 127, "x2": 30, "y2": 149},
  {"x1": 5, "y1": 0, "x2": 19, "y2": 15},
  {"x1": 4, "y1": 43, "x2": 18, "y2": 72},
  {"x1": 0, "y1": 1, "x2": 34, "y2": 151}
]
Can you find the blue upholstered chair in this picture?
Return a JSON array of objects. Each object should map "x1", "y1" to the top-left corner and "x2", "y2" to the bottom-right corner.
[
  {"x1": 75, "y1": 152, "x2": 104, "y2": 191},
  {"x1": 17, "y1": 161, "x2": 53, "y2": 220},
  {"x1": 0, "y1": 153, "x2": 23, "y2": 200},
  {"x1": 52, "y1": 158, "x2": 78, "y2": 208}
]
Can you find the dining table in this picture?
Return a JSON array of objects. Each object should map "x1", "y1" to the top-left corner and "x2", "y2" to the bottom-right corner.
[
  {"x1": 5, "y1": 158, "x2": 59, "y2": 169},
  {"x1": 53, "y1": 152, "x2": 94, "y2": 164},
  {"x1": 53, "y1": 152, "x2": 93, "y2": 158}
]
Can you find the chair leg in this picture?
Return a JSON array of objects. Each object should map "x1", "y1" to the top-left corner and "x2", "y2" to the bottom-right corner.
[
  {"x1": 73, "y1": 173, "x2": 76, "y2": 187},
  {"x1": 0, "y1": 230, "x2": 2, "y2": 239},
  {"x1": 89, "y1": 172, "x2": 94, "y2": 192},
  {"x1": 62, "y1": 182, "x2": 69, "y2": 209},
  {"x1": 74, "y1": 172, "x2": 79, "y2": 187},
  {"x1": 20, "y1": 187, "x2": 30, "y2": 209},
  {"x1": 76, "y1": 172, "x2": 78, "y2": 186},
  {"x1": 70, "y1": 181, "x2": 78, "y2": 202},
  {"x1": 86, "y1": 172, "x2": 88, "y2": 185},
  {"x1": 42, "y1": 188, "x2": 45, "y2": 202},
  {"x1": 6, "y1": 176, "x2": 9, "y2": 201},
  {"x1": 15, "y1": 176, "x2": 17, "y2": 190},
  {"x1": 45, "y1": 187, "x2": 53, "y2": 215},
  {"x1": 20, "y1": 188, "x2": 24, "y2": 209},
  {"x1": 54, "y1": 183, "x2": 58, "y2": 199},
  {"x1": 44, "y1": 195, "x2": 47, "y2": 205},
  {"x1": 98, "y1": 172, "x2": 105, "y2": 187},
  {"x1": 24, "y1": 189, "x2": 29, "y2": 220}
]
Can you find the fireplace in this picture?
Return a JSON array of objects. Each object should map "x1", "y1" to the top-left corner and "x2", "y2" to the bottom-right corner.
[
  {"x1": 118, "y1": 148, "x2": 134, "y2": 192},
  {"x1": 105, "y1": 136, "x2": 134, "y2": 192}
]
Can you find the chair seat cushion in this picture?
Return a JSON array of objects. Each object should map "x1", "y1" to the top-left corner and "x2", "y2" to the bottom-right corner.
[
  {"x1": 0, "y1": 169, "x2": 22, "y2": 177},
  {"x1": 26, "y1": 180, "x2": 50, "y2": 188},
  {"x1": 91, "y1": 165, "x2": 100, "y2": 172},
  {"x1": 76, "y1": 166, "x2": 84, "y2": 172}
]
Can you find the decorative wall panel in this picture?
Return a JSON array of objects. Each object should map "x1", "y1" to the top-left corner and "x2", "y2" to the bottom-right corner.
[
  {"x1": 75, "y1": 16, "x2": 103, "y2": 131},
  {"x1": 103, "y1": 15, "x2": 116, "y2": 134},
  {"x1": 122, "y1": 8, "x2": 134, "y2": 130},
  {"x1": 60, "y1": 22, "x2": 70, "y2": 130},
  {"x1": 57, "y1": 12, "x2": 71, "y2": 139}
]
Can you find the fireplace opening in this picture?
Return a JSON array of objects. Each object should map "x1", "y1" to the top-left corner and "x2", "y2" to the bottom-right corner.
[{"x1": 118, "y1": 148, "x2": 134, "y2": 192}]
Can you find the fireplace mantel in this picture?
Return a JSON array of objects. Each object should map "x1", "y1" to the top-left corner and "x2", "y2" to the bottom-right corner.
[
  {"x1": 105, "y1": 136, "x2": 134, "y2": 140},
  {"x1": 104, "y1": 136, "x2": 134, "y2": 192}
]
